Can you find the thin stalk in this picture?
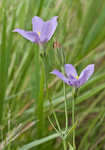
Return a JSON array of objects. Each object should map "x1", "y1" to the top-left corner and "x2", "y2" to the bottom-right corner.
[
  {"x1": 60, "y1": 47, "x2": 68, "y2": 131},
  {"x1": 62, "y1": 66, "x2": 68, "y2": 131},
  {"x1": 52, "y1": 111, "x2": 61, "y2": 132},
  {"x1": 48, "y1": 116, "x2": 59, "y2": 134},
  {"x1": 63, "y1": 82, "x2": 68, "y2": 130},
  {"x1": 41, "y1": 53, "x2": 62, "y2": 132},
  {"x1": 72, "y1": 87, "x2": 78, "y2": 150},
  {"x1": 72, "y1": 96, "x2": 75, "y2": 149},
  {"x1": 63, "y1": 139, "x2": 67, "y2": 150}
]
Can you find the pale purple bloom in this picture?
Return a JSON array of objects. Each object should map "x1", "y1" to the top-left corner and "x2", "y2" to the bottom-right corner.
[
  {"x1": 51, "y1": 64, "x2": 94, "y2": 88},
  {"x1": 13, "y1": 16, "x2": 58, "y2": 44}
]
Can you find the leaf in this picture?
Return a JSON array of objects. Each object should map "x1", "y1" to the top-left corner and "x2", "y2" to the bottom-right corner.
[
  {"x1": 68, "y1": 143, "x2": 74, "y2": 150},
  {"x1": 65, "y1": 121, "x2": 78, "y2": 139},
  {"x1": 19, "y1": 133, "x2": 60, "y2": 150},
  {"x1": 0, "y1": 9, "x2": 7, "y2": 124}
]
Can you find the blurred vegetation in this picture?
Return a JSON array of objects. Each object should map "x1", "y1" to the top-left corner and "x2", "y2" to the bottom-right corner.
[{"x1": 0, "y1": 0, "x2": 105, "y2": 149}]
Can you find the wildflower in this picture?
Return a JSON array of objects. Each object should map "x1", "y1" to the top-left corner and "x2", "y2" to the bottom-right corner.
[
  {"x1": 13, "y1": 16, "x2": 58, "y2": 44},
  {"x1": 51, "y1": 64, "x2": 94, "y2": 88}
]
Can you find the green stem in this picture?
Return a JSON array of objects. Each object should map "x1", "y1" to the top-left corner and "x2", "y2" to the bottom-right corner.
[
  {"x1": 41, "y1": 53, "x2": 61, "y2": 132},
  {"x1": 72, "y1": 92, "x2": 75, "y2": 150},
  {"x1": 62, "y1": 66, "x2": 68, "y2": 131},
  {"x1": 63, "y1": 139, "x2": 67, "y2": 150},
  {"x1": 48, "y1": 116, "x2": 59, "y2": 134},
  {"x1": 59, "y1": 47, "x2": 68, "y2": 131},
  {"x1": 63, "y1": 82, "x2": 68, "y2": 130},
  {"x1": 53, "y1": 111, "x2": 61, "y2": 132}
]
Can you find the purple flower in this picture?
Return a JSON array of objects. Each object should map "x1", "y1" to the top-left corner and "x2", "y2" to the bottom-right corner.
[
  {"x1": 13, "y1": 16, "x2": 58, "y2": 44},
  {"x1": 51, "y1": 64, "x2": 94, "y2": 88}
]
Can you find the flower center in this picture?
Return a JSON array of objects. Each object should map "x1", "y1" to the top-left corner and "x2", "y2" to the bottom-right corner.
[
  {"x1": 71, "y1": 74, "x2": 79, "y2": 80},
  {"x1": 75, "y1": 75, "x2": 79, "y2": 80},
  {"x1": 37, "y1": 32, "x2": 41, "y2": 36}
]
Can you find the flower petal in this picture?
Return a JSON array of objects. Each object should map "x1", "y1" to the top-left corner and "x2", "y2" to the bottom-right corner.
[
  {"x1": 13, "y1": 29, "x2": 39, "y2": 43},
  {"x1": 64, "y1": 64, "x2": 78, "y2": 78},
  {"x1": 32, "y1": 16, "x2": 44, "y2": 33},
  {"x1": 40, "y1": 16, "x2": 58, "y2": 43},
  {"x1": 67, "y1": 74, "x2": 79, "y2": 87},
  {"x1": 51, "y1": 69, "x2": 69, "y2": 84},
  {"x1": 79, "y1": 64, "x2": 94, "y2": 86}
]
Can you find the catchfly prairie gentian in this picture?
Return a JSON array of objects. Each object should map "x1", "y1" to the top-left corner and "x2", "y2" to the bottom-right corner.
[
  {"x1": 13, "y1": 16, "x2": 58, "y2": 44},
  {"x1": 51, "y1": 64, "x2": 94, "y2": 88}
]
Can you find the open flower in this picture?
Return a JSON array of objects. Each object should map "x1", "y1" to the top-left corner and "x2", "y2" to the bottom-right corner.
[
  {"x1": 51, "y1": 64, "x2": 94, "y2": 88},
  {"x1": 13, "y1": 16, "x2": 58, "y2": 44}
]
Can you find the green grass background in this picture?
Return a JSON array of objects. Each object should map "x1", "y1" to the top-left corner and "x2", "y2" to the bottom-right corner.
[{"x1": 0, "y1": 0, "x2": 105, "y2": 149}]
